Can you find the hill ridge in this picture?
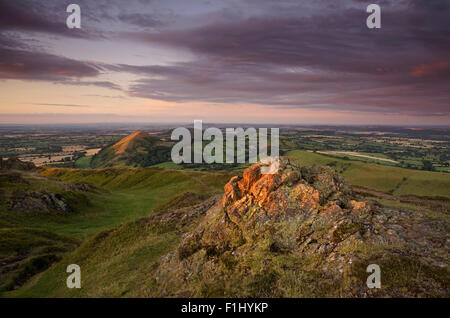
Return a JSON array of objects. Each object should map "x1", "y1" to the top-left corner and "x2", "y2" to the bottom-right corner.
[{"x1": 112, "y1": 130, "x2": 149, "y2": 154}]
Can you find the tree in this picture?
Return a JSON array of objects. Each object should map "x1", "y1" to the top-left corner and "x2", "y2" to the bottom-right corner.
[{"x1": 422, "y1": 160, "x2": 435, "y2": 171}]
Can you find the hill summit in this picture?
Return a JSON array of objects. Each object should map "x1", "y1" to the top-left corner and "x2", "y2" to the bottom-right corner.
[
  {"x1": 90, "y1": 130, "x2": 171, "y2": 168},
  {"x1": 111, "y1": 130, "x2": 149, "y2": 154},
  {"x1": 150, "y1": 157, "x2": 449, "y2": 297}
]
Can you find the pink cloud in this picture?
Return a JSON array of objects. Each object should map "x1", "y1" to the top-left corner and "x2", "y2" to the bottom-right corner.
[{"x1": 410, "y1": 61, "x2": 450, "y2": 77}]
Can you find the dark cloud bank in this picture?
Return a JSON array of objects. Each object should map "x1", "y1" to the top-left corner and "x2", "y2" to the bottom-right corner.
[{"x1": 0, "y1": 0, "x2": 449, "y2": 116}]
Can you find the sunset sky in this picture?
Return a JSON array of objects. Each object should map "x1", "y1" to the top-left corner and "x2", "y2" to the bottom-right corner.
[{"x1": 0, "y1": 0, "x2": 449, "y2": 125}]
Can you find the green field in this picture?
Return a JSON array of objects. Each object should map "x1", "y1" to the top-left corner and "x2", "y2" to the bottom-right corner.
[
  {"x1": 3, "y1": 167, "x2": 236, "y2": 297},
  {"x1": 74, "y1": 156, "x2": 92, "y2": 169},
  {"x1": 287, "y1": 150, "x2": 450, "y2": 198}
]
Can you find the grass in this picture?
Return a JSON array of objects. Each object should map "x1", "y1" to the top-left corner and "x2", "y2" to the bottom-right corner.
[
  {"x1": 287, "y1": 150, "x2": 450, "y2": 198},
  {"x1": 74, "y1": 156, "x2": 92, "y2": 168},
  {"x1": 350, "y1": 253, "x2": 450, "y2": 297},
  {"x1": 6, "y1": 220, "x2": 180, "y2": 297},
  {"x1": 0, "y1": 167, "x2": 234, "y2": 295},
  {"x1": 151, "y1": 161, "x2": 183, "y2": 169},
  {"x1": 0, "y1": 227, "x2": 79, "y2": 293},
  {"x1": 2, "y1": 167, "x2": 234, "y2": 239}
]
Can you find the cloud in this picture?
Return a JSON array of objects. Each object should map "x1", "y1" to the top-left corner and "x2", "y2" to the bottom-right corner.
[
  {"x1": 31, "y1": 103, "x2": 91, "y2": 108},
  {"x1": 0, "y1": 47, "x2": 100, "y2": 80},
  {"x1": 0, "y1": 45, "x2": 121, "y2": 90},
  {"x1": 410, "y1": 61, "x2": 450, "y2": 78},
  {"x1": 1, "y1": 0, "x2": 449, "y2": 118},
  {"x1": 83, "y1": 94, "x2": 128, "y2": 99},
  {"x1": 113, "y1": 1, "x2": 450, "y2": 115},
  {"x1": 0, "y1": 1, "x2": 96, "y2": 39},
  {"x1": 118, "y1": 13, "x2": 164, "y2": 28},
  {"x1": 58, "y1": 80, "x2": 123, "y2": 91}
]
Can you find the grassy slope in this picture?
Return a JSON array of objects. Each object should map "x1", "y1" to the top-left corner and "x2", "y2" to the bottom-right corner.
[
  {"x1": 74, "y1": 156, "x2": 92, "y2": 168},
  {"x1": 8, "y1": 220, "x2": 180, "y2": 297},
  {"x1": 12, "y1": 159, "x2": 450, "y2": 298},
  {"x1": 0, "y1": 171, "x2": 83, "y2": 293},
  {"x1": 0, "y1": 224, "x2": 79, "y2": 293},
  {"x1": 30, "y1": 167, "x2": 234, "y2": 238},
  {"x1": 287, "y1": 150, "x2": 450, "y2": 198},
  {"x1": 1, "y1": 167, "x2": 234, "y2": 297}
]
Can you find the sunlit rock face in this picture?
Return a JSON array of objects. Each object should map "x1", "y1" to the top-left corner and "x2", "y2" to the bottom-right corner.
[
  {"x1": 219, "y1": 157, "x2": 354, "y2": 237},
  {"x1": 152, "y1": 157, "x2": 449, "y2": 298}
]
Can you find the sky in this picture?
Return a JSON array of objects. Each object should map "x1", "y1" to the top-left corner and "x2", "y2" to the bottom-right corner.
[{"x1": 0, "y1": 0, "x2": 449, "y2": 125}]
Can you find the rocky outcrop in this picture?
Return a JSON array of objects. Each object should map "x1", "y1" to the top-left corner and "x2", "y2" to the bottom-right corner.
[
  {"x1": 0, "y1": 157, "x2": 36, "y2": 171},
  {"x1": 152, "y1": 157, "x2": 449, "y2": 297},
  {"x1": 10, "y1": 191, "x2": 73, "y2": 214},
  {"x1": 8, "y1": 183, "x2": 94, "y2": 214},
  {"x1": 2, "y1": 173, "x2": 93, "y2": 214},
  {"x1": 180, "y1": 158, "x2": 359, "y2": 256}
]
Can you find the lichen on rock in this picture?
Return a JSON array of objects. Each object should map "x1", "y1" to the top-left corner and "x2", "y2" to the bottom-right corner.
[{"x1": 152, "y1": 157, "x2": 449, "y2": 297}]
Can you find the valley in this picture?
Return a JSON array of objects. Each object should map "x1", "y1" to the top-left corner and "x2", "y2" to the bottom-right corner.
[{"x1": 2, "y1": 125, "x2": 449, "y2": 172}]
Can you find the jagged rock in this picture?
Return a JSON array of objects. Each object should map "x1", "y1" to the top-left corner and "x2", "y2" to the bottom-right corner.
[
  {"x1": 216, "y1": 157, "x2": 356, "y2": 242},
  {"x1": 152, "y1": 157, "x2": 450, "y2": 298},
  {"x1": 0, "y1": 157, "x2": 36, "y2": 171},
  {"x1": 301, "y1": 165, "x2": 352, "y2": 205}
]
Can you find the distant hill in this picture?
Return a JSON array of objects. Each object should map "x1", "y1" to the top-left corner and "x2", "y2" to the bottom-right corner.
[{"x1": 90, "y1": 130, "x2": 172, "y2": 168}]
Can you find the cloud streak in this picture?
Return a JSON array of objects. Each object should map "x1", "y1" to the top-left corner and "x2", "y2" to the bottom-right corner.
[
  {"x1": 0, "y1": 47, "x2": 100, "y2": 80},
  {"x1": 1, "y1": 0, "x2": 449, "y2": 121},
  {"x1": 114, "y1": 1, "x2": 450, "y2": 115},
  {"x1": 31, "y1": 103, "x2": 91, "y2": 108}
]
